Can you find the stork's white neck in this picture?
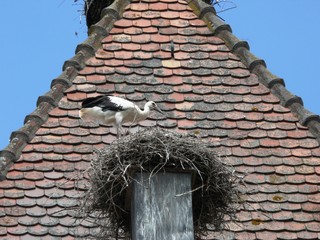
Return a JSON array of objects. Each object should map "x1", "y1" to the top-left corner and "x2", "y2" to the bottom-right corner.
[{"x1": 133, "y1": 105, "x2": 151, "y2": 122}]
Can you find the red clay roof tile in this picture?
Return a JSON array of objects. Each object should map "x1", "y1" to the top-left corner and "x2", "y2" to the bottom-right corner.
[{"x1": 297, "y1": 231, "x2": 319, "y2": 240}]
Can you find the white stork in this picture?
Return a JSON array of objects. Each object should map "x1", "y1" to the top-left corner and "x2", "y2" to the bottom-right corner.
[{"x1": 79, "y1": 95, "x2": 164, "y2": 138}]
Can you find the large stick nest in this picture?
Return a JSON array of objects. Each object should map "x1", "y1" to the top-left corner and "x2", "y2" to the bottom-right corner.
[{"x1": 78, "y1": 128, "x2": 243, "y2": 239}]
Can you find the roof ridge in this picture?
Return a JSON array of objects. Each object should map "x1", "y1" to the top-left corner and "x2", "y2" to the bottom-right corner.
[
  {"x1": 186, "y1": 0, "x2": 320, "y2": 143},
  {"x1": 0, "y1": 0, "x2": 131, "y2": 180}
]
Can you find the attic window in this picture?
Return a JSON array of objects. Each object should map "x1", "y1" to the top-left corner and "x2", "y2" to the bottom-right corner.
[{"x1": 131, "y1": 171, "x2": 194, "y2": 239}]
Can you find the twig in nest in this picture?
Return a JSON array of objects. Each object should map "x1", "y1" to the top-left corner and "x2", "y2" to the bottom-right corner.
[{"x1": 175, "y1": 185, "x2": 204, "y2": 197}]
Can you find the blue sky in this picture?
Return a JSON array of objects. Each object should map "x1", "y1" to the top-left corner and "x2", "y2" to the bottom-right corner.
[{"x1": 0, "y1": 0, "x2": 319, "y2": 149}]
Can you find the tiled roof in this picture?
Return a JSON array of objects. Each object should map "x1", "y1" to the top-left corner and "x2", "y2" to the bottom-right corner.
[{"x1": 0, "y1": 0, "x2": 320, "y2": 239}]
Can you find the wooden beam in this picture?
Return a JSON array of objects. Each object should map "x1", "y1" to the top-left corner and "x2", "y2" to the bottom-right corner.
[{"x1": 131, "y1": 172, "x2": 194, "y2": 240}]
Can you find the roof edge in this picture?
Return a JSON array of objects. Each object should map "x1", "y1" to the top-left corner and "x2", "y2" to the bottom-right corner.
[
  {"x1": 189, "y1": 0, "x2": 320, "y2": 143},
  {"x1": 0, "y1": 0, "x2": 131, "y2": 180}
]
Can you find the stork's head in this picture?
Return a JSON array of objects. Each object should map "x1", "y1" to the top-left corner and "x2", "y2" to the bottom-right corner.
[{"x1": 146, "y1": 101, "x2": 165, "y2": 116}]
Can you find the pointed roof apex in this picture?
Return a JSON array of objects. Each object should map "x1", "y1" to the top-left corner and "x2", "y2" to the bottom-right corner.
[{"x1": 85, "y1": 0, "x2": 216, "y2": 28}]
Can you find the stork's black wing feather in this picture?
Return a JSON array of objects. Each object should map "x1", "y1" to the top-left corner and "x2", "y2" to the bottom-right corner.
[{"x1": 81, "y1": 95, "x2": 123, "y2": 111}]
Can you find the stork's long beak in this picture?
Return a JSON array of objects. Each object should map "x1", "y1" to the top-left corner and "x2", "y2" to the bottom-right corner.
[{"x1": 154, "y1": 105, "x2": 166, "y2": 117}]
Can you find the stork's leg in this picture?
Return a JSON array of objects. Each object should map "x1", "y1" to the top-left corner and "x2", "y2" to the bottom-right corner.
[
  {"x1": 116, "y1": 125, "x2": 125, "y2": 138},
  {"x1": 115, "y1": 113, "x2": 123, "y2": 139},
  {"x1": 116, "y1": 125, "x2": 120, "y2": 139}
]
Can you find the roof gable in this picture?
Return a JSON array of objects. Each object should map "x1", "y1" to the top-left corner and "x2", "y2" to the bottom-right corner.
[{"x1": 0, "y1": 0, "x2": 319, "y2": 239}]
